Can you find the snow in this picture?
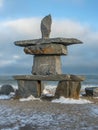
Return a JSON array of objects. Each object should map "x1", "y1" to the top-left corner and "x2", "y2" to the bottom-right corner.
[
  {"x1": 91, "y1": 106, "x2": 98, "y2": 116},
  {"x1": 42, "y1": 84, "x2": 57, "y2": 96},
  {"x1": 19, "y1": 95, "x2": 93, "y2": 104},
  {"x1": 52, "y1": 96, "x2": 92, "y2": 104},
  {"x1": 19, "y1": 95, "x2": 41, "y2": 102},
  {"x1": 0, "y1": 101, "x2": 98, "y2": 130}
]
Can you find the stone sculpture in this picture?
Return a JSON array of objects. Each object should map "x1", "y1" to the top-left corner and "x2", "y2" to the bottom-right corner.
[
  {"x1": 15, "y1": 15, "x2": 82, "y2": 75},
  {"x1": 14, "y1": 15, "x2": 84, "y2": 99}
]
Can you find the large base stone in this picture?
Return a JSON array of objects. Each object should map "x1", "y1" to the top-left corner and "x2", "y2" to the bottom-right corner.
[
  {"x1": 55, "y1": 81, "x2": 81, "y2": 99},
  {"x1": 15, "y1": 80, "x2": 43, "y2": 98},
  {"x1": 32, "y1": 55, "x2": 62, "y2": 75}
]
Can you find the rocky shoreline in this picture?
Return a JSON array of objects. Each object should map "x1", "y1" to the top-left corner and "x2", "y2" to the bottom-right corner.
[{"x1": 0, "y1": 98, "x2": 98, "y2": 130}]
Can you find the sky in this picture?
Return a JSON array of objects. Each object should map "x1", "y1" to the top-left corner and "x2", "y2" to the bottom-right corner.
[{"x1": 0, "y1": 0, "x2": 98, "y2": 75}]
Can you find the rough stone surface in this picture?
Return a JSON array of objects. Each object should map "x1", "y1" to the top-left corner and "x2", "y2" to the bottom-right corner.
[
  {"x1": 13, "y1": 74, "x2": 84, "y2": 81},
  {"x1": 15, "y1": 80, "x2": 43, "y2": 98},
  {"x1": 32, "y1": 55, "x2": 62, "y2": 75},
  {"x1": 41, "y1": 14, "x2": 52, "y2": 39},
  {"x1": 0, "y1": 84, "x2": 14, "y2": 95},
  {"x1": 85, "y1": 87, "x2": 98, "y2": 97},
  {"x1": 14, "y1": 75, "x2": 84, "y2": 98},
  {"x1": 14, "y1": 37, "x2": 83, "y2": 47},
  {"x1": 24, "y1": 44, "x2": 67, "y2": 55},
  {"x1": 94, "y1": 88, "x2": 98, "y2": 97},
  {"x1": 55, "y1": 81, "x2": 81, "y2": 99}
]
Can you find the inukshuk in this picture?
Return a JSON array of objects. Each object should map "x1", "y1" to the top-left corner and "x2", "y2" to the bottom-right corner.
[{"x1": 14, "y1": 15, "x2": 84, "y2": 99}]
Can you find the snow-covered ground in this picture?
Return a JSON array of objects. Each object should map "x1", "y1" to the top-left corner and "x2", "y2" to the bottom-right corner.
[
  {"x1": 18, "y1": 95, "x2": 93, "y2": 104},
  {"x1": 0, "y1": 100, "x2": 98, "y2": 130},
  {"x1": 52, "y1": 96, "x2": 92, "y2": 104},
  {"x1": 19, "y1": 95, "x2": 41, "y2": 102},
  {"x1": 0, "y1": 84, "x2": 98, "y2": 130}
]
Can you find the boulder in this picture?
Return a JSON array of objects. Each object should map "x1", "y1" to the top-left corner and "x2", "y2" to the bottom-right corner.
[
  {"x1": 55, "y1": 81, "x2": 81, "y2": 99},
  {"x1": 0, "y1": 84, "x2": 14, "y2": 95},
  {"x1": 85, "y1": 87, "x2": 98, "y2": 97}
]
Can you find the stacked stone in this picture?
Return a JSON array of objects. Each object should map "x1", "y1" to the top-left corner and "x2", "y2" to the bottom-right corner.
[
  {"x1": 15, "y1": 15, "x2": 82, "y2": 75},
  {"x1": 14, "y1": 15, "x2": 84, "y2": 99}
]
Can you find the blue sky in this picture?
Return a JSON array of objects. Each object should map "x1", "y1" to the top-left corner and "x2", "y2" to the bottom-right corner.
[{"x1": 0, "y1": 0, "x2": 98, "y2": 75}]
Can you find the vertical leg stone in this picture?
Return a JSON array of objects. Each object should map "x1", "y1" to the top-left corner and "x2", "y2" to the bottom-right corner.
[
  {"x1": 55, "y1": 81, "x2": 81, "y2": 99},
  {"x1": 15, "y1": 80, "x2": 40, "y2": 98},
  {"x1": 69, "y1": 81, "x2": 81, "y2": 99},
  {"x1": 32, "y1": 55, "x2": 62, "y2": 75}
]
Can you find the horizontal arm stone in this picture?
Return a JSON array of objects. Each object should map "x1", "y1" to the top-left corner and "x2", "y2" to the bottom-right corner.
[
  {"x1": 14, "y1": 37, "x2": 83, "y2": 47},
  {"x1": 13, "y1": 74, "x2": 85, "y2": 81}
]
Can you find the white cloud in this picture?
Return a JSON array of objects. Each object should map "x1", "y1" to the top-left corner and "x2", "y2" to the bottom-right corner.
[
  {"x1": 1, "y1": 18, "x2": 41, "y2": 40},
  {"x1": 1, "y1": 17, "x2": 98, "y2": 44}
]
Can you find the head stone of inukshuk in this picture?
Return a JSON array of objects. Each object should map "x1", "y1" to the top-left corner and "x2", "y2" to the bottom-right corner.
[{"x1": 41, "y1": 14, "x2": 52, "y2": 39}]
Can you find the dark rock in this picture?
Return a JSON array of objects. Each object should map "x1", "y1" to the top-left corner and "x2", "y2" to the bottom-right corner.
[
  {"x1": 55, "y1": 81, "x2": 81, "y2": 99},
  {"x1": 32, "y1": 55, "x2": 62, "y2": 75},
  {"x1": 24, "y1": 44, "x2": 67, "y2": 55},
  {"x1": 0, "y1": 84, "x2": 14, "y2": 95},
  {"x1": 14, "y1": 37, "x2": 83, "y2": 47},
  {"x1": 20, "y1": 124, "x2": 33, "y2": 130},
  {"x1": 85, "y1": 87, "x2": 98, "y2": 97},
  {"x1": 41, "y1": 95, "x2": 54, "y2": 101},
  {"x1": 41, "y1": 14, "x2": 52, "y2": 39}
]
